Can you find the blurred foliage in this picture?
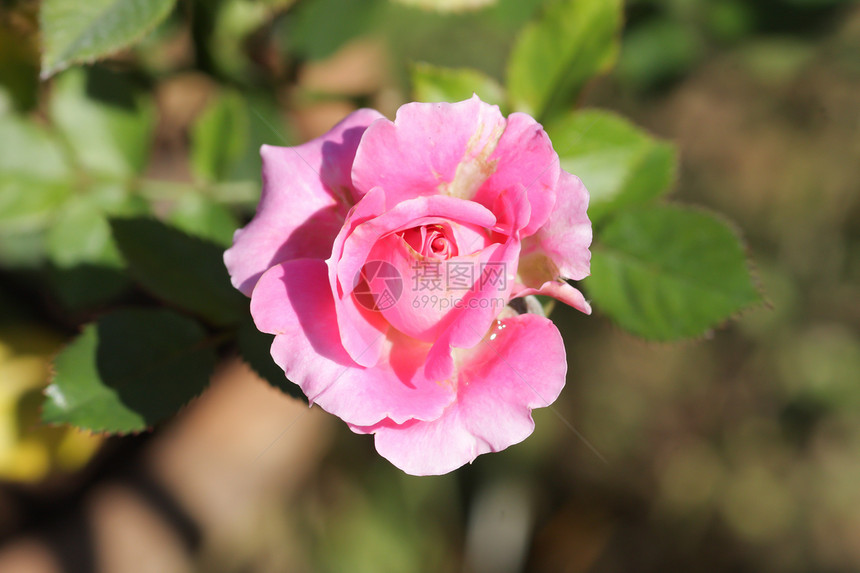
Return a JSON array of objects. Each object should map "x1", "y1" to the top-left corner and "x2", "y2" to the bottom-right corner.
[
  {"x1": 617, "y1": 0, "x2": 857, "y2": 91},
  {"x1": 392, "y1": 0, "x2": 499, "y2": 12},
  {"x1": 0, "y1": 0, "x2": 858, "y2": 571},
  {"x1": 41, "y1": 0, "x2": 177, "y2": 78},
  {"x1": 506, "y1": 0, "x2": 621, "y2": 122},
  {"x1": 0, "y1": 324, "x2": 102, "y2": 482}
]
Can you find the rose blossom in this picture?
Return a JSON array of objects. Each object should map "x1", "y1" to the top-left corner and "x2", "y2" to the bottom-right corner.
[{"x1": 225, "y1": 96, "x2": 591, "y2": 475}]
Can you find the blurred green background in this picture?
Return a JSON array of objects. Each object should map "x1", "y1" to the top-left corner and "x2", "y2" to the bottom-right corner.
[{"x1": 1, "y1": 0, "x2": 859, "y2": 571}]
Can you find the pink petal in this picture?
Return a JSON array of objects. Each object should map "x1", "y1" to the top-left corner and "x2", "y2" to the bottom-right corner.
[
  {"x1": 326, "y1": 187, "x2": 390, "y2": 368},
  {"x1": 425, "y1": 230, "x2": 520, "y2": 380},
  {"x1": 423, "y1": 237, "x2": 520, "y2": 381},
  {"x1": 351, "y1": 96, "x2": 507, "y2": 204},
  {"x1": 526, "y1": 171, "x2": 592, "y2": 281},
  {"x1": 365, "y1": 233, "x2": 445, "y2": 341},
  {"x1": 336, "y1": 195, "x2": 496, "y2": 295},
  {"x1": 516, "y1": 172, "x2": 591, "y2": 315},
  {"x1": 251, "y1": 258, "x2": 456, "y2": 426},
  {"x1": 225, "y1": 108, "x2": 384, "y2": 295},
  {"x1": 475, "y1": 112, "x2": 560, "y2": 236},
  {"x1": 330, "y1": 194, "x2": 497, "y2": 366},
  {"x1": 368, "y1": 235, "x2": 505, "y2": 343},
  {"x1": 352, "y1": 313, "x2": 567, "y2": 475},
  {"x1": 512, "y1": 280, "x2": 591, "y2": 315},
  {"x1": 490, "y1": 184, "x2": 531, "y2": 238}
]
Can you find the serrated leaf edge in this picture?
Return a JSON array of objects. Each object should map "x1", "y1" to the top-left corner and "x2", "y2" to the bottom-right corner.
[
  {"x1": 40, "y1": 0, "x2": 177, "y2": 79},
  {"x1": 40, "y1": 309, "x2": 218, "y2": 435},
  {"x1": 589, "y1": 201, "x2": 766, "y2": 342}
]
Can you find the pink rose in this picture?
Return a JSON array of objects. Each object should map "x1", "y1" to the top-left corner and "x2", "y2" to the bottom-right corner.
[{"x1": 225, "y1": 96, "x2": 591, "y2": 475}]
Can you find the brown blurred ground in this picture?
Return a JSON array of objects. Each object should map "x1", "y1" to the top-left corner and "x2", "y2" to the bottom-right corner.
[{"x1": 0, "y1": 361, "x2": 334, "y2": 573}]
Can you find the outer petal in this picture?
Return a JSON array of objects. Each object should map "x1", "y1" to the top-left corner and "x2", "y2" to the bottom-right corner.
[
  {"x1": 512, "y1": 280, "x2": 591, "y2": 315},
  {"x1": 225, "y1": 108, "x2": 384, "y2": 295},
  {"x1": 475, "y1": 112, "x2": 560, "y2": 236},
  {"x1": 524, "y1": 171, "x2": 592, "y2": 281},
  {"x1": 251, "y1": 259, "x2": 456, "y2": 426},
  {"x1": 517, "y1": 171, "x2": 592, "y2": 314},
  {"x1": 351, "y1": 96, "x2": 506, "y2": 204},
  {"x1": 352, "y1": 313, "x2": 567, "y2": 475}
]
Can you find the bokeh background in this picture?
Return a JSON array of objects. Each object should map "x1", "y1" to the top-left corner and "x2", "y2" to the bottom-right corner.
[{"x1": 1, "y1": 0, "x2": 859, "y2": 571}]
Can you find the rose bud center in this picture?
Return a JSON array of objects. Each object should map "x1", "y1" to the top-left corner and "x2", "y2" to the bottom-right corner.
[
  {"x1": 401, "y1": 224, "x2": 457, "y2": 261},
  {"x1": 362, "y1": 221, "x2": 495, "y2": 343}
]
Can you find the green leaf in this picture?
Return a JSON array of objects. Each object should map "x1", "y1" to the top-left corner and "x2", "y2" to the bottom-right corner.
[
  {"x1": 42, "y1": 308, "x2": 216, "y2": 433},
  {"x1": 47, "y1": 183, "x2": 148, "y2": 268},
  {"x1": 167, "y1": 193, "x2": 240, "y2": 247},
  {"x1": 48, "y1": 198, "x2": 120, "y2": 269},
  {"x1": 41, "y1": 0, "x2": 177, "y2": 78},
  {"x1": 191, "y1": 91, "x2": 250, "y2": 182},
  {"x1": 0, "y1": 177, "x2": 71, "y2": 234},
  {"x1": 45, "y1": 185, "x2": 147, "y2": 310},
  {"x1": 507, "y1": 0, "x2": 622, "y2": 122},
  {"x1": 0, "y1": 115, "x2": 71, "y2": 181},
  {"x1": 48, "y1": 265, "x2": 131, "y2": 311},
  {"x1": 50, "y1": 68, "x2": 155, "y2": 177},
  {"x1": 0, "y1": 115, "x2": 73, "y2": 265},
  {"x1": 585, "y1": 205, "x2": 762, "y2": 340},
  {"x1": 110, "y1": 217, "x2": 246, "y2": 326},
  {"x1": 411, "y1": 63, "x2": 506, "y2": 109},
  {"x1": 238, "y1": 316, "x2": 306, "y2": 401},
  {"x1": 547, "y1": 110, "x2": 677, "y2": 225}
]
